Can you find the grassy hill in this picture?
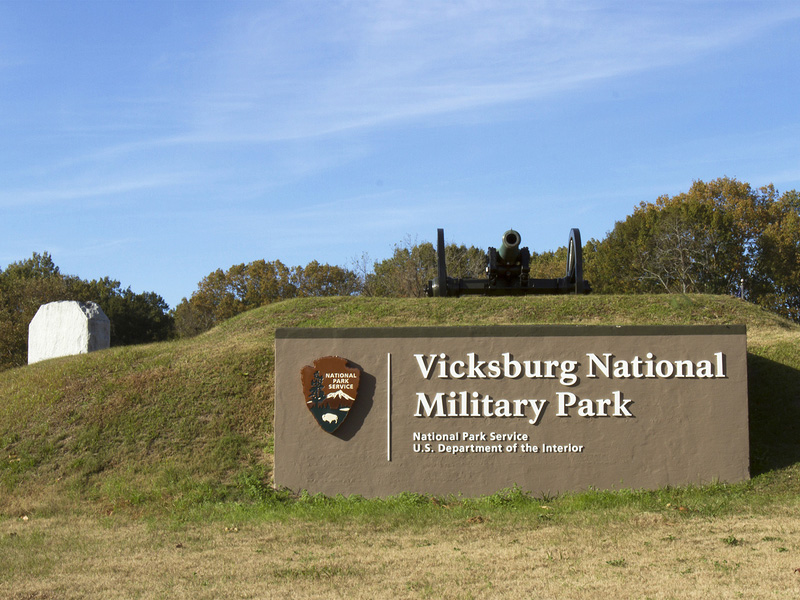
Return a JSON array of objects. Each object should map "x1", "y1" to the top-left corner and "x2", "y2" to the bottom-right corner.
[{"x1": 2, "y1": 294, "x2": 800, "y2": 517}]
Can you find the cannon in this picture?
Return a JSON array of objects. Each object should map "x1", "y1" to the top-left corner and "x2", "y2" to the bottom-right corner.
[{"x1": 425, "y1": 228, "x2": 591, "y2": 297}]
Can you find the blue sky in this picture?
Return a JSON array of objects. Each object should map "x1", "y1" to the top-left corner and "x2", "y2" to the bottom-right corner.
[{"x1": 2, "y1": 1, "x2": 799, "y2": 308}]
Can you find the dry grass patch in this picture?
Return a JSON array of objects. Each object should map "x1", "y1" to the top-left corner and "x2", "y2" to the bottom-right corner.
[{"x1": 3, "y1": 513, "x2": 800, "y2": 599}]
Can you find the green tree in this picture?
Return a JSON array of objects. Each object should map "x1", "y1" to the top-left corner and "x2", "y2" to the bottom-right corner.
[
  {"x1": 2, "y1": 251, "x2": 62, "y2": 280},
  {"x1": 529, "y1": 247, "x2": 569, "y2": 279},
  {"x1": 68, "y1": 277, "x2": 173, "y2": 345},
  {"x1": 367, "y1": 237, "x2": 487, "y2": 297},
  {"x1": 309, "y1": 371, "x2": 325, "y2": 406},
  {"x1": 173, "y1": 266, "x2": 257, "y2": 337},
  {"x1": 751, "y1": 190, "x2": 800, "y2": 321},
  {"x1": 0, "y1": 252, "x2": 172, "y2": 370},
  {"x1": 590, "y1": 177, "x2": 776, "y2": 295},
  {"x1": 0, "y1": 253, "x2": 69, "y2": 370},
  {"x1": 367, "y1": 239, "x2": 437, "y2": 298},
  {"x1": 443, "y1": 243, "x2": 488, "y2": 281},
  {"x1": 172, "y1": 297, "x2": 216, "y2": 339}
]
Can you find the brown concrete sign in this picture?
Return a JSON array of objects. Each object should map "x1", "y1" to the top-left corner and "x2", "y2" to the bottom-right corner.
[{"x1": 274, "y1": 325, "x2": 749, "y2": 497}]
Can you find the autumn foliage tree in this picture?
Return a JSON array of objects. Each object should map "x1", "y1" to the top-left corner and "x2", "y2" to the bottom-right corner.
[
  {"x1": 294, "y1": 260, "x2": 361, "y2": 298},
  {"x1": 364, "y1": 237, "x2": 487, "y2": 297},
  {"x1": 173, "y1": 259, "x2": 361, "y2": 337},
  {"x1": 587, "y1": 177, "x2": 800, "y2": 322},
  {"x1": 589, "y1": 178, "x2": 766, "y2": 293}
]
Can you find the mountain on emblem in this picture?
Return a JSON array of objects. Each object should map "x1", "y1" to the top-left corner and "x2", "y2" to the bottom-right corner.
[{"x1": 301, "y1": 356, "x2": 361, "y2": 433}]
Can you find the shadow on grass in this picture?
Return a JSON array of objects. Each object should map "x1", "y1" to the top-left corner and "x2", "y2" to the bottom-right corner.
[{"x1": 748, "y1": 353, "x2": 800, "y2": 475}]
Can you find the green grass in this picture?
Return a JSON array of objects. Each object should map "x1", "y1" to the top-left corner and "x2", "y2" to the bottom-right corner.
[{"x1": 1, "y1": 294, "x2": 800, "y2": 523}]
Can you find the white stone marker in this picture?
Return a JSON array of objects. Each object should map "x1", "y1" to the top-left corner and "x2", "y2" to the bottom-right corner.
[{"x1": 28, "y1": 301, "x2": 110, "y2": 365}]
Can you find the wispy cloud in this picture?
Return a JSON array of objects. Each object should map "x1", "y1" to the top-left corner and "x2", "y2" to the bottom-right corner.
[
  {"x1": 174, "y1": 1, "x2": 800, "y2": 143},
  {"x1": 0, "y1": 173, "x2": 196, "y2": 209},
  {"x1": 6, "y1": 2, "x2": 800, "y2": 209}
]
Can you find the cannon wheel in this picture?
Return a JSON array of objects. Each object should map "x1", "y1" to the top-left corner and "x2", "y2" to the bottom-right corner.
[
  {"x1": 435, "y1": 228, "x2": 448, "y2": 297},
  {"x1": 566, "y1": 228, "x2": 585, "y2": 294}
]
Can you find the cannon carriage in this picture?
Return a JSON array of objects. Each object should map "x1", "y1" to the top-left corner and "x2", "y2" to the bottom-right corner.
[{"x1": 425, "y1": 228, "x2": 591, "y2": 297}]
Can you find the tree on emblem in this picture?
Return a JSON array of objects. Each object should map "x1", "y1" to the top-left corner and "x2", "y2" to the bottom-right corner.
[{"x1": 309, "y1": 371, "x2": 325, "y2": 406}]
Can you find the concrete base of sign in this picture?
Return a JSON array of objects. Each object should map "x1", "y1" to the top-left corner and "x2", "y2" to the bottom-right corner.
[{"x1": 28, "y1": 301, "x2": 110, "y2": 365}]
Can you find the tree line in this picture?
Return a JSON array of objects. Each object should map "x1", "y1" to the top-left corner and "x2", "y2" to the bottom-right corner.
[
  {"x1": 2, "y1": 177, "x2": 799, "y2": 371},
  {"x1": 174, "y1": 177, "x2": 800, "y2": 326}
]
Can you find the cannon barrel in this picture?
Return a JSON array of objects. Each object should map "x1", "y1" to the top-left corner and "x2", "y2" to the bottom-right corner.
[{"x1": 498, "y1": 229, "x2": 521, "y2": 264}]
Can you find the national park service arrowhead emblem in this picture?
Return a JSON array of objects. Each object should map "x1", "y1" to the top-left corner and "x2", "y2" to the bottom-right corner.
[{"x1": 301, "y1": 356, "x2": 360, "y2": 433}]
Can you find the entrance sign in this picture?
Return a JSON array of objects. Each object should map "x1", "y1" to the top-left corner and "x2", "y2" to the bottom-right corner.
[{"x1": 274, "y1": 325, "x2": 748, "y2": 497}]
